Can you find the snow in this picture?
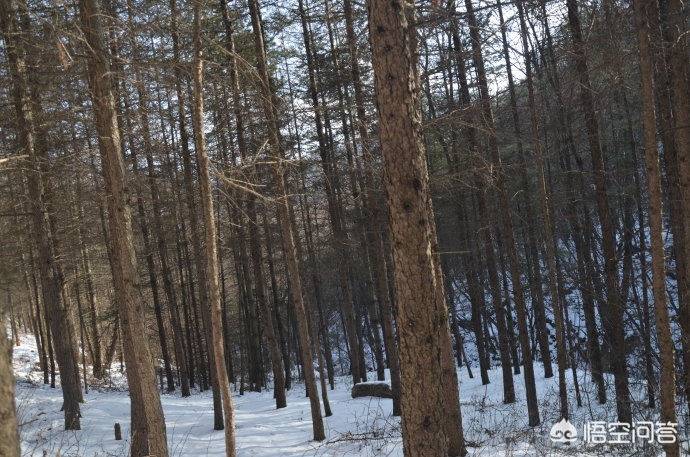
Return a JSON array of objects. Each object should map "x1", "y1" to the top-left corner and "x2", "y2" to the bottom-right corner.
[{"x1": 11, "y1": 334, "x2": 688, "y2": 456}]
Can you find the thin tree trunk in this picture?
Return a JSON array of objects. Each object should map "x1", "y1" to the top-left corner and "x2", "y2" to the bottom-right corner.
[
  {"x1": 76, "y1": 198, "x2": 104, "y2": 380},
  {"x1": 168, "y1": 0, "x2": 222, "y2": 424},
  {"x1": 130, "y1": 149, "x2": 176, "y2": 392},
  {"x1": 465, "y1": 0, "x2": 539, "y2": 426},
  {"x1": 515, "y1": 0, "x2": 568, "y2": 419},
  {"x1": 450, "y1": 13, "x2": 514, "y2": 400},
  {"x1": 247, "y1": 0, "x2": 325, "y2": 440},
  {"x1": 566, "y1": 0, "x2": 632, "y2": 423},
  {"x1": 297, "y1": 0, "x2": 363, "y2": 385},
  {"x1": 634, "y1": 1, "x2": 679, "y2": 454},
  {"x1": 191, "y1": 3, "x2": 236, "y2": 453},
  {"x1": 218, "y1": 0, "x2": 286, "y2": 408},
  {"x1": 496, "y1": 0, "x2": 552, "y2": 378},
  {"x1": 659, "y1": 0, "x2": 690, "y2": 412},
  {"x1": 529, "y1": 4, "x2": 608, "y2": 403}
]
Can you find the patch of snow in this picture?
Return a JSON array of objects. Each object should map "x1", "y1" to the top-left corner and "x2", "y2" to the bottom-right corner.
[{"x1": 11, "y1": 334, "x2": 687, "y2": 456}]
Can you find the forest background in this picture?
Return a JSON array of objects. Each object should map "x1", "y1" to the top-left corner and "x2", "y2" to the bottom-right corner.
[{"x1": 0, "y1": 0, "x2": 689, "y2": 455}]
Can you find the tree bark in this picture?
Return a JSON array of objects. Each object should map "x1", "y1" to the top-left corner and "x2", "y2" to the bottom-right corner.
[
  {"x1": 659, "y1": 0, "x2": 690, "y2": 412},
  {"x1": 78, "y1": 0, "x2": 169, "y2": 453},
  {"x1": 367, "y1": 1, "x2": 465, "y2": 454},
  {"x1": 0, "y1": 318, "x2": 20, "y2": 457},
  {"x1": 1, "y1": 0, "x2": 82, "y2": 430},
  {"x1": 343, "y1": 0, "x2": 402, "y2": 412},
  {"x1": 191, "y1": 3, "x2": 236, "y2": 453},
  {"x1": 634, "y1": 0, "x2": 679, "y2": 454}
]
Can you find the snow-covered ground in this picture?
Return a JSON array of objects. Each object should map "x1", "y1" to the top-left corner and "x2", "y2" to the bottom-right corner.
[{"x1": 11, "y1": 334, "x2": 687, "y2": 456}]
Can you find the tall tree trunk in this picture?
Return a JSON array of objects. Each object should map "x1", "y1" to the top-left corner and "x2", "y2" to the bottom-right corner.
[
  {"x1": 218, "y1": 0, "x2": 286, "y2": 408},
  {"x1": 78, "y1": 0, "x2": 169, "y2": 453},
  {"x1": 152, "y1": 89, "x2": 192, "y2": 397},
  {"x1": 496, "y1": 0, "x2": 553, "y2": 378},
  {"x1": 530, "y1": 4, "x2": 607, "y2": 402},
  {"x1": 247, "y1": 0, "x2": 325, "y2": 440},
  {"x1": 168, "y1": 0, "x2": 223, "y2": 424},
  {"x1": 515, "y1": 0, "x2": 568, "y2": 420},
  {"x1": 76, "y1": 198, "x2": 104, "y2": 380},
  {"x1": 659, "y1": 0, "x2": 690, "y2": 412},
  {"x1": 1, "y1": 0, "x2": 82, "y2": 430},
  {"x1": 367, "y1": 1, "x2": 466, "y2": 455},
  {"x1": 566, "y1": 0, "x2": 632, "y2": 423},
  {"x1": 449, "y1": 12, "x2": 515, "y2": 402},
  {"x1": 634, "y1": 1, "x2": 679, "y2": 454},
  {"x1": 465, "y1": 0, "x2": 540, "y2": 426},
  {"x1": 191, "y1": 3, "x2": 236, "y2": 453},
  {"x1": 130, "y1": 143, "x2": 176, "y2": 393},
  {"x1": 297, "y1": 0, "x2": 363, "y2": 385},
  {"x1": 343, "y1": 0, "x2": 402, "y2": 412}
]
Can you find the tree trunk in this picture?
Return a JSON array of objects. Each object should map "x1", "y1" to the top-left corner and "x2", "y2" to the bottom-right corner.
[
  {"x1": 634, "y1": 0, "x2": 679, "y2": 454},
  {"x1": 247, "y1": 0, "x2": 325, "y2": 441},
  {"x1": 496, "y1": 0, "x2": 552, "y2": 378},
  {"x1": 367, "y1": 1, "x2": 465, "y2": 454},
  {"x1": 218, "y1": 0, "x2": 286, "y2": 408},
  {"x1": 191, "y1": 3, "x2": 236, "y2": 453},
  {"x1": 78, "y1": 0, "x2": 169, "y2": 453},
  {"x1": 343, "y1": 0, "x2": 401, "y2": 412},
  {"x1": 529, "y1": 3, "x2": 608, "y2": 403},
  {"x1": 297, "y1": 0, "x2": 363, "y2": 385},
  {"x1": 566, "y1": 0, "x2": 632, "y2": 424},
  {"x1": 0, "y1": 318, "x2": 20, "y2": 457},
  {"x1": 659, "y1": 0, "x2": 690, "y2": 412},
  {"x1": 1, "y1": 0, "x2": 82, "y2": 430},
  {"x1": 76, "y1": 199, "x2": 104, "y2": 380},
  {"x1": 465, "y1": 0, "x2": 539, "y2": 426},
  {"x1": 515, "y1": 0, "x2": 568, "y2": 419}
]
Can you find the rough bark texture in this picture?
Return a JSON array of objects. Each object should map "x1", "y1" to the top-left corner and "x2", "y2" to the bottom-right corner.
[
  {"x1": 0, "y1": 319, "x2": 20, "y2": 457},
  {"x1": 661, "y1": 0, "x2": 690, "y2": 412},
  {"x1": 344, "y1": 0, "x2": 402, "y2": 413},
  {"x1": 367, "y1": 1, "x2": 464, "y2": 455},
  {"x1": 79, "y1": 0, "x2": 169, "y2": 454}
]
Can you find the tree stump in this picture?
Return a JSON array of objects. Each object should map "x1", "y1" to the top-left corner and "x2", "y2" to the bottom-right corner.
[{"x1": 114, "y1": 423, "x2": 122, "y2": 440}]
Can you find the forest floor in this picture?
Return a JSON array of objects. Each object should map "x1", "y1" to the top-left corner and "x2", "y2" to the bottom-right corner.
[{"x1": 12, "y1": 334, "x2": 688, "y2": 456}]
